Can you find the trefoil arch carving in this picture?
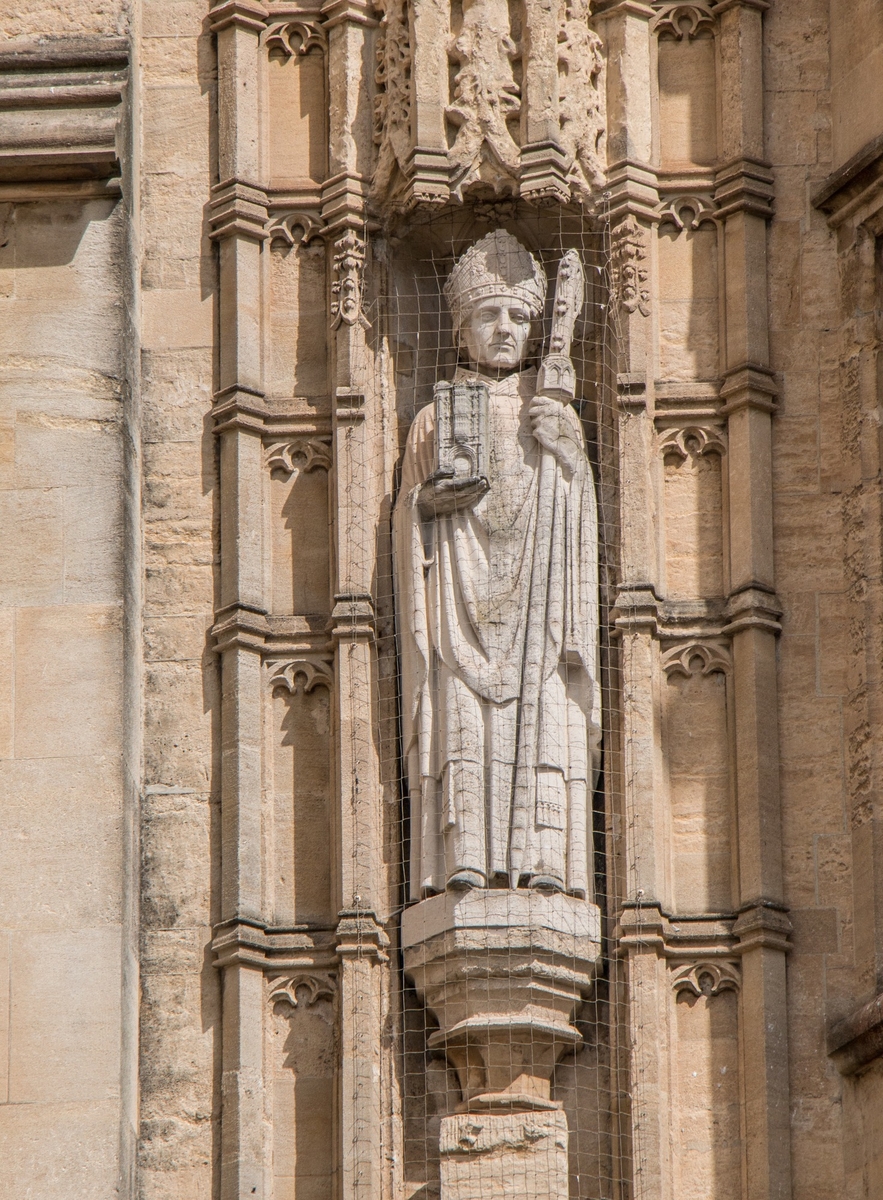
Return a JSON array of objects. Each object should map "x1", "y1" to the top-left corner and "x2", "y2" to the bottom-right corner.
[
  {"x1": 671, "y1": 960, "x2": 741, "y2": 997},
  {"x1": 270, "y1": 972, "x2": 337, "y2": 1009},
  {"x1": 650, "y1": 3, "x2": 716, "y2": 40},
  {"x1": 662, "y1": 640, "x2": 732, "y2": 678},
  {"x1": 267, "y1": 657, "x2": 334, "y2": 694},
  {"x1": 658, "y1": 425, "x2": 727, "y2": 461}
]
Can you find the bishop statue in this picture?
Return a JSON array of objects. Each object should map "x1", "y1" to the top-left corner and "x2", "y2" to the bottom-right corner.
[{"x1": 394, "y1": 230, "x2": 600, "y2": 900}]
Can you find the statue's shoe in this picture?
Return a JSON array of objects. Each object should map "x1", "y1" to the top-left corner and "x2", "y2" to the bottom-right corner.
[
  {"x1": 527, "y1": 874, "x2": 565, "y2": 893},
  {"x1": 446, "y1": 869, "x2": 487, "y2": 891}
]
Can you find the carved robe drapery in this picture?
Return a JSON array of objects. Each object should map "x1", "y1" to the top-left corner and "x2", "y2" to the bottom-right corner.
[{"x1": 394, "y1": 365, "x2": 601, "y2": 899}]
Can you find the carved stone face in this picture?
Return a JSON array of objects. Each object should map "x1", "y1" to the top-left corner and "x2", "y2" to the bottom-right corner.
[{"x1": 459, "y1": 293, "x2": 534, "y2": 372}]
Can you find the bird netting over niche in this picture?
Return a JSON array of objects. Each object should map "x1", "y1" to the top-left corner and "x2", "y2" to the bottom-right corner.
[{"x1": 346, "y1": 202, "x2": 630, "y2": 1200}]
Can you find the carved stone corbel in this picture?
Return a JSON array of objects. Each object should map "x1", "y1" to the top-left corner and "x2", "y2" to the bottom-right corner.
[
  {"x1": 610, "y1": 216, "x2": 651, "y2": 316},
  {"x1": 330, "y1": 231, "x2": 369, "y2": 329}
]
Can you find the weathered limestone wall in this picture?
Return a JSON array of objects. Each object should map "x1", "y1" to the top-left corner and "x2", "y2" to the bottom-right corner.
[
  {"x1": 766, "y1": 2, "x2": 850, "y2": 1194},
  {"x1": 0, "y1": 7, "x2": 130, "y2": 1193},
  {"x1": 829, "y1": 0, "x2": 883, "y2": 168},
  {"x1": 137, "y1": 1, "x2": 219, "y2": 1199}
]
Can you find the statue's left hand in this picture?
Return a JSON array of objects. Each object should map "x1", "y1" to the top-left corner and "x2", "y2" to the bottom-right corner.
[{"x1": 529, "y1": 395, "x2": 586, "y2": 477}]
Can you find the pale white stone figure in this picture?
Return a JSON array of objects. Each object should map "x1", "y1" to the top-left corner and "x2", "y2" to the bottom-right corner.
[{"x1": 394, "y1": 230, "x2": 600, "y2": 900}]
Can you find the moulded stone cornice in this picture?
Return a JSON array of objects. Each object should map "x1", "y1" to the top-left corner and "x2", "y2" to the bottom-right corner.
[
  {"x1": 828, "y1": 992, "x2": 883, "y2": 1075},
  {"x1": 0, "y1": 36, "x2": 127, "y2": 189},
  {"x1": 616, "y1": 903, "x2": 739, "y2": 959},
  {"x1": 212, "y1": 385, "x2": 269, "y2": 434},
  {"x1": 617, "y1": 372, "x2": 648, "y2": 410},
  {"x1": 213, "y1": 386, "x2": 333, "y2": 437},
  {"x1": 209, "y1": 0, "x2": 270, "y2": 33},
  {"x1": 604, "y1": 160, "x2": 661, "y2": 222},
  {"x1": 812, "y1": 133, "x2": 883, "y2": 232},
  {"x1": 330, "y1": 593, "x2": 376, "y2": 640},
  {"x1": 212, "y1": 605, "x2": 270, "y2": 653},
  {"x1": 711, "y1": 0, "x2": 768, "y2": 12},
  {"x1": 732, "y1": 901, "x2": 792, "y2": 954},
  {"x1": 592, "y1": 0, "x2": 655, "y2": 17},
  {"x1": 719, "y1": 362, "x2": 778, "y2": 414},
  {"x1": 612, "y1": 586, "x2": 728, "y2": 640},
  {"x1": 319, "y1": 0, "x2": 378, "y2": 29},
  {"x1": 335, "y1": 910, "x2": 391, "y2": 961},
  {"x1": 657, "y1": 167, "x2": 716, "y2": 194},
  {"x1": 0, "y1": 177, "x2": 123, "y2": 202},
  {"x1": 334, "y1": 387, "x2": 368, "y2": 422},
  {"x1": 212, "y1": 920, "x2": 339, "y2": 969},
  {"x1": 654, "y1": 381, "x2": 721, "y2": 420},
  {"x1": 722, "y1": 585, "x2": 782, "y2": 637},
  {"x1": 209, "y1": 178, "x2": 270, "y2": 241},
  {"x1": 321, "y1": 172, "x2": 370, "y2": 231},
  {"x1": 713, "y1": 157, "x2": 775, "y2": 220},
  {"x1": 211, "y1": 605, "x2": 334, "y2": 656}
]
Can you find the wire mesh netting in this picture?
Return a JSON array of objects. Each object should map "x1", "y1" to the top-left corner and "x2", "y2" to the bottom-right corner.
[{"x1": 335, "y1": 201, "x2": 635, "y2": 1200}]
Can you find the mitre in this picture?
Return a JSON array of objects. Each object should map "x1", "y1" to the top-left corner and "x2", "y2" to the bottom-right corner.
[{"x1": 444, "y1": 230, "x2": 547, "y2": 328}]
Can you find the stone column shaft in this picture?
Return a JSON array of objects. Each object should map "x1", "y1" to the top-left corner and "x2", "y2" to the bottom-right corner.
[
  {"x1": 211, "y1": 7, "x2": 273, "y2": 1199},
  {"x1": 717, "y1": 5, "x2": 792, "y2": 1200}
]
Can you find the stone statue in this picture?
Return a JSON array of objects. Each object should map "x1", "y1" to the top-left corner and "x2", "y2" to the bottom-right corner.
[{"x1": 394, "y1": 230, "x2": 600, "y2": 900}]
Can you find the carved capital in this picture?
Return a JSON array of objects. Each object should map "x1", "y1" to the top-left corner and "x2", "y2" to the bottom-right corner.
[
  {"x1": 266, "y1": 437, "x2": 333, "y2": 477},
  {"x1": 270, "y1": 972, "x2": 337, "y2": 1008},
  {"x1": 336, "y1": 909, "x2": 391, "y2": 961},
  {"x1": 662, "y1": 639, "x2": 732, "y2": 677},
  {"x1": 267, "y1": 656, "x2": 334, "y2": 694},
  {"x1": 651, "y1": 2, "x2": 716, "y2": 38},
  {"x1": 209, "y1": 0, "x2": 269, "y2": 34},
  {"x1": 671, "y1": 960, "x2": 740, "y2": 997}
]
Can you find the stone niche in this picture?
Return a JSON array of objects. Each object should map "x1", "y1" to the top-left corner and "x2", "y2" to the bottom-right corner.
[{"x1": 402, "y1": 890, "x2": 601, "y2": 1200}]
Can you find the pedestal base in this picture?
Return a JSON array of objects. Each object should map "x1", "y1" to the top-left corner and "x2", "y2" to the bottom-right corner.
[{"x1": 439, "y1": 1110, "x2": 569, "y2": 1200}]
